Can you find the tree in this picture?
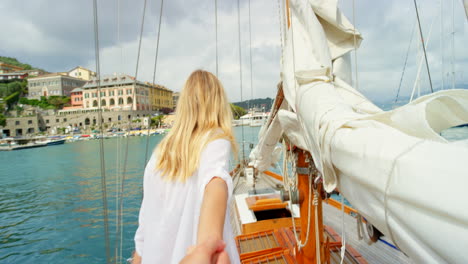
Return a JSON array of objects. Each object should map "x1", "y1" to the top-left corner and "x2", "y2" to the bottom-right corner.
[
  {"x1": 231, "y1": 104, "x2": 247, "y2": 120},
  {"x1": 151, "y1": 115, "x2": 164, "y2": 127}
]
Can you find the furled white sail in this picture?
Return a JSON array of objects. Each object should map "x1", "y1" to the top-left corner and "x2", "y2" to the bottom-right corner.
[
  {"x1": 465, "y1": 0, "x2": 468, "y2": 20},
  {"x1": 250, "y1": 0, "x2": 468, "y2": 262}
]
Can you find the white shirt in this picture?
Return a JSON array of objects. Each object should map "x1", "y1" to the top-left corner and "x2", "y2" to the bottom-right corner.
[{"x1": 134, "y1": 139, "x2": 240, "y2": 264}]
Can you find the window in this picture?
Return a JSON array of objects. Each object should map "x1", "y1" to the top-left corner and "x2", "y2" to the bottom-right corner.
[
  {"x1": 100, "y1": 91, "x2": 106, "y2": 97},
  {"x1": 46, "y1": 119, "x2": 49, "y2": 124},
  {"x1": 56, "y1": 119, "x2": 59, "y2": 122},
  {"x1": 118, "y1": 98, "x2": 124, "y2": 105},
  {"x1": 93, "y1": 100, "x2": 98, "y2": 107},
  {"x1": 15, "y1": 120, "x2": 20, "y2": 125},
  {"x1": 118, "y1": 90, "x2": 123, "y2": 96},
  {"x1": 127, "y1": 97, "x2": 133, "y2": 104},
  {"x1": 28, "y1": 120, "x2": 32, "y2": 124},
  {"x1": 64, "y1": 118, "x2": 67, "y2": 122},
  {"x1": 101, "y1": 99, "x2": 106, "y2": 106}
]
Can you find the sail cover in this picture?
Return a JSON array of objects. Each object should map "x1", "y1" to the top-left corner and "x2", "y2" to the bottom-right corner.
[{"x1": 250, "y1": 0, "x2": 468, "y2": 262}]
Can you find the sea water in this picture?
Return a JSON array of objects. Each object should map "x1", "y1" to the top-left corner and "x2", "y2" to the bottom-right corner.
[
  {"x1": 1, "y1": 125, "x2": 467, "y2": 263},
  {"x1": 0, "y1": 126, "x2": 260, "y2": 263}
]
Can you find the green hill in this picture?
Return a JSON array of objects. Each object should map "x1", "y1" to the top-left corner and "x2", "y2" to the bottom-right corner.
[
  {"x1": 233, "y1": 98, "x2": 273, "y2": 112},
  {"x1": 0, "y1": 56, "x2": 46, "y2": 72}
]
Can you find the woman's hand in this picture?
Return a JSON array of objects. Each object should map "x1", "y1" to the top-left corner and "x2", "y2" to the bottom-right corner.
[
  {"x1": 131, "y1": 250, "x2": 142, "y2": 264},
  {"x1": 180, "y1": 237, "x2": 230, "y2": 264}
]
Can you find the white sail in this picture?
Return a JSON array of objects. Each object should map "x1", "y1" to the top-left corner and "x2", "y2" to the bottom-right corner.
[
  {"x1": 465, "y1": 0, "x2": 468, "y2": 20},
  {"x1": 250, "y1": 0, "x2": 468, "y2": 262}
]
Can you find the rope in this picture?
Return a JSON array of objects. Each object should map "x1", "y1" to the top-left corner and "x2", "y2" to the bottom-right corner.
[
  {"x1": 339, "y1": 194, "x2": 346, "y2": 264},
  {"x1": 115, "y1": 0, "x2": 122, "y2": 262},
  {"x1": 92, "y1": 1, "x2": 111, "y2": 263},
  {"x1": 215, "y1": 0, "x2": 219, "y2": 76},
  {"x1": 237, "y1": 0, "x2": 245, "y2": 161},
  {"x1": 383, "y1": 140, "x2": 424, "y2": 251},
  {"x1": 290, "y1": 170, "x2": 313, "y2": 250},
  {"x1": 144, "y1": 0, "x2": 164, "y2": 167},
  {"x1": 395, "y1": 21, "x2": 416, "y2": 104},
  {"x1": 313, "y1": 188, "x2": 321, "y2": 264},
  {"x1": 248, "y1": 0, "x2": 254, "y2": 142},
  {"x1": 352, "y1": 0, "x2": 359, "y2": 91},
  {"x1": 413, "y1": 0, "x2": 434, "y2": 93},
  {"x1": 116, "y1": 0, "x2": 148, "y2": 262},
  {"x1": 277, "y1": 0, "x2": 284, "y2": 67}
]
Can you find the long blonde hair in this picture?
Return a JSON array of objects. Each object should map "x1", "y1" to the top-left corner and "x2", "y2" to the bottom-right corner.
[{"x1": 155, "y1": 70, "x2": 237, "y2": 182}]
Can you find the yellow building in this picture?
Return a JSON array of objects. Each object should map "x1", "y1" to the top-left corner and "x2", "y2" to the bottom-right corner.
[
  {"x1": 148, "y1": 83, "x2": 173, "y2": 111},
  {"x1": 0, "y1": 62, "x2": 24, "y2": 73},
  {"x1": 68, "y1": 66, "x2": 96, "y2": 81},
  {"x1": 172, "y1": 92, "x2": 180, "y2": 110},
  {"x1": 82, "y1": 74, "x2": 172, "y2": 111}
]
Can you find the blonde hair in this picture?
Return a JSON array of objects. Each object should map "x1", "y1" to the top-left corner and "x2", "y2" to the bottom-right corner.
[{"x1": 155, "y1": 70, "x2": 237, "y2": 182}]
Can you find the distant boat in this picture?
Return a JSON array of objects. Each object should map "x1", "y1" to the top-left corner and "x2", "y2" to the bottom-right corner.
[
  {"x1": 234, "y1": 111, "x2": 270, "y2": 127},
  {"x1": 45, "y1": 139, "x2": 66, "y2": 146}
]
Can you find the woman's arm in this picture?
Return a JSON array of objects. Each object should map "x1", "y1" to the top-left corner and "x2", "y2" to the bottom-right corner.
[{"x1": 197, "y1": 177, "x2": 228, "y2": 243}]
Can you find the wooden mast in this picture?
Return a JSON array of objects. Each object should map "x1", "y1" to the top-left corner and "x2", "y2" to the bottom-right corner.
[
  {"x1": 284, "y1": 0, "x2": 323, "y2": 263},
  {"x1": 296, "y1": 150, "x2": 324, "y2": 264}
]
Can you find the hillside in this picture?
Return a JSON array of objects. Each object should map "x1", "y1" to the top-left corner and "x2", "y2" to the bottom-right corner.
[
  {"x1": 233, "y1": 97, "x2": 273, "y2": 112},
  {"x1": 0, "y1": 56, "x2": 46, "y2": 72}
]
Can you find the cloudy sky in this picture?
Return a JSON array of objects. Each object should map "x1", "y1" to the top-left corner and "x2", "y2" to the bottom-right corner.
[{"x1": 1, "y1": 0, "x2": 467, "y2": 104}]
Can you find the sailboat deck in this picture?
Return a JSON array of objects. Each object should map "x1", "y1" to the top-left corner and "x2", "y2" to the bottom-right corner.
[{"x1": 230, "y1": 174, "x2": 413, "y2": 264}]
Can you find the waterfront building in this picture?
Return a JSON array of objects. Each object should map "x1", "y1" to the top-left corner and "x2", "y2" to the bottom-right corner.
[
  {"x1": 172, "y1": 92, "x2": 180, "y2": 110},
  {"x1": 62, "y1": 88, "x2": 84, "y2": 110},
  {"x1": 82, "y1": 74, "x2": 173, "y2": 111},
  {"x1": 27, "y1": 73, "x2": 87, "y2": 99},
  {"x1": 0, "y1": 72, "x2": 28, "y2": 81},
  {"x1": 18, "y1": 69, "x2": 47, "y2": 77},
  {"x1": 0, "y1": 62, "x2": 24, "y2": 73},
  {"x1": 68, "y1": 66, "x2": 96, "y2": 81},
  {"x1": 0, "y1": 108, "x2": 154, "y2": 137}
]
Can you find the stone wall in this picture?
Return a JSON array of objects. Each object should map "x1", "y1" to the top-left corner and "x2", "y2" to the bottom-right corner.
[{"x1": 1, "y1": 110, "x2": 155, "y2": 137}]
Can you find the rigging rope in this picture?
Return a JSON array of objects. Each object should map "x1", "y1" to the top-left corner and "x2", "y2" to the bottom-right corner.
[
  {"x1": 115, "y1": 0, "x2": 121, "y2": 262},
  {"x1": 237, "y1": 0, "x2": 245, "y2": 161},
  {"x1": 92, "y1": 0, "x2": 111, "y2": 263},
  {"x1": 144, "y1": 0, "x2": 165, "y2": 167},
  {"x1": 116, "y1": 0, "x2": 148, "y2": 262},
  {"x1": 248, "y1": 0, "x2": 254, "y2": 143},
  {"x1": 352, "y1": 0, "x2": 359, "y2": 91},
  {"x1": 395, "y1": 21, "x2": 416, "y2": 104},
  {"x1": 215, "y1": 0, "x2": 219, "y2": 76},
  {"x1": 277, "y1": 0, "x2": 284, "y2": 67},
  {"x1": 413, "y1": 0, "x2": 434, "y2": 93}
]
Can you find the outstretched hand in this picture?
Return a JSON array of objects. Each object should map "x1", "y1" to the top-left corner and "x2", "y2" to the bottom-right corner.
[{"x1": 180, "y1": 237, "x2": 230, "y2": 264}]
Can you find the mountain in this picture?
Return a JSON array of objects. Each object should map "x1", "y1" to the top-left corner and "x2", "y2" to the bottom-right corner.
[{"x1": 233, "y1": 98, "x2": 273, "y2": 111}]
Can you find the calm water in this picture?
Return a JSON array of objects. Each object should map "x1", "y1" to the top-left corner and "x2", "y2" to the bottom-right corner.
[
  {"x1": 1, "y1": 124, "x2": 467, "y2": 263},
  {"x1": 0, "y1": 126, "x2": 260, "y2": 263}
]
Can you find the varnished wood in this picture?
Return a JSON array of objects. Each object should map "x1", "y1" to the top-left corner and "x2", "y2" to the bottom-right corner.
[
  {"x1": 325, "y1": 198, "x2": 358, "y2": 216},
  {"x1": 264, "y1": 170, "x2": 284, "y2": 182},
  {"x1": 296, "y1": 150, "x2": 324, "y2": 264},
  {"x1": 242, "y1": 218, "x2": 301, "y2": 234}
]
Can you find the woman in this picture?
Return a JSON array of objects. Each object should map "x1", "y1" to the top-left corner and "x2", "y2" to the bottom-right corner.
[{"x1": 133, "y1": 70, "x2": 240, "y2": 263}]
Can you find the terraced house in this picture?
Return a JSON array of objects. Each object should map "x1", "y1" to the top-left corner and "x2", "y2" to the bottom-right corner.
[
  {"x1": 81, "y1": 74, "x2": 172, "y2": 111},
  {"x1": 27, "y1": 73, "x2": 86, "y2": 99}
]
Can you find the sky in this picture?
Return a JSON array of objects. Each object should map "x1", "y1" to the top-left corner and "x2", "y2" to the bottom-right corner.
[{"x1": 0, "y1": 0, "x2": 467, "y2": 105}]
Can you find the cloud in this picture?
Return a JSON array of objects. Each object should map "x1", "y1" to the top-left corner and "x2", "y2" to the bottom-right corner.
[{"x1": 0, "y1": 0, "x2": 466, "y2": 104}]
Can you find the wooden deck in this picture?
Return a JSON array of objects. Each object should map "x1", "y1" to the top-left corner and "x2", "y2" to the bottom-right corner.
[{"x1": 230, "y1": 173, "x2": 413, "y2": 264}]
